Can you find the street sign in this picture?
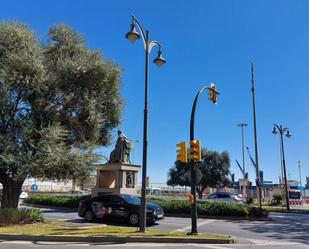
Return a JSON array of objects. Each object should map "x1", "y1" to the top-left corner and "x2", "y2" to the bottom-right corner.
[{"x1": 31, "y1": 184, "x2": 38, "y2": 192}]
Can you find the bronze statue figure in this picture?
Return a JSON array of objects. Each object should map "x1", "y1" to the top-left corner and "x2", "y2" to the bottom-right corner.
[{"x1": 109, "y1": 130, "x2": 134, "y2": 164}]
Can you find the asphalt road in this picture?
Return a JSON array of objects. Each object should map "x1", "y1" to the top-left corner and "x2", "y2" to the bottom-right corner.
[{"x1": 38, "y1": 208, "x2": 309, "y2": 246}]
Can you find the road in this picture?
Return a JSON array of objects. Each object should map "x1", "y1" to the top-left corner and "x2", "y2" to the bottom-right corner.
[{"x1": 37, "y1": 208, "x2": 309, "y2": 247}]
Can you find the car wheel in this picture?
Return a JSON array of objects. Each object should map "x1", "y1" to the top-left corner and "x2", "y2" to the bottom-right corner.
[
  {"x1": 84, "y1": 210, "x2": 94, "y2": 222},
  {"x1": 128, "y1": 213, "x2": 139, "y2": 226}
]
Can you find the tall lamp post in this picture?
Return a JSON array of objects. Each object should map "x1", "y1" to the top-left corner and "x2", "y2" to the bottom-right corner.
[
  {"x1": 272, "y1": 124, "x2": 292, "y2": 211},
  {"x1": 297, "y1": 160, "x2": 302, "y2": 187},
  {"x1": 237, "y1": 123, "x2": 248, "y2": 201},
  {"x1": 250, "y1": 62, "x2": 262, "y2": 210},
  {"x1": 125, "y1": 14, "x2": 166, "y2": 232}
]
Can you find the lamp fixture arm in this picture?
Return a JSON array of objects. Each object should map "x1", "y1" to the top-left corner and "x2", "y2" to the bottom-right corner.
[
  {"x1": 131, "y1": 14, "x2": 147, "y2": 49},
  {"x1": 149, "y1": 40, "x2": 162, "y2": 53}
]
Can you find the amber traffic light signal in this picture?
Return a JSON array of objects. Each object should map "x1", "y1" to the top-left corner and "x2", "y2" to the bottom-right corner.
[
  {"x1": 190, "y1": 140, "x2": 201, "y2": 162},
  {"x1": 208, "y1": 83, "x2": 218, "y2": 103},
  {"x1": 176, "y1": 141, "x2": 188, "y2": 163}
]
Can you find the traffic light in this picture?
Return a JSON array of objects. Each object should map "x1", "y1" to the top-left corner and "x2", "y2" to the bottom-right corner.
[
  {"x1": 176, "y1": 141, "x2": 188, "y2": 163},
  {"x1": 190, "y1": 140, "x2": 201, "y2": 162},
  {"x1": 188, "y1": 194, "x2": 195, "y2": 204},
  {"x1": 208, "y1": 83, "x2": 218, "y2": 103}
]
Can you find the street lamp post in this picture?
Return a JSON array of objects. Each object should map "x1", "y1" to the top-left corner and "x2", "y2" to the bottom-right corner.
[
  {"x1": 237, "y1": 123, "x2": 248, "y2": 202},
  {"x1": 297, "y1": 160, "x2": 302, "y2": 187},
  {"x1": 125, "y1": 14, "x2": 166, "y2": 232},
  {"x1": 189, "y1": 84, "x2": 219, "y2": 235},
  {"x1": 272, "y1": 124, "x2": 292, "y2": 211},
  {"x1": 250, "y1": 62, "x2": 262, "y2": 210}
]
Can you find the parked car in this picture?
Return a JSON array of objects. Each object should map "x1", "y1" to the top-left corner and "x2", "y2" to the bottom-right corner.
[
  {"x1": 204, "y1": 192, "x2": 243, "y2": 204},
  {"x1": 19, "y1": 191, "x2": 28, "y2": 199},
  {"x1": 67, "y1": 190, "x2": 91, "y2": 196},
  {"x1": 78, "y1": 194, "x2": 164, "y2": 226}
]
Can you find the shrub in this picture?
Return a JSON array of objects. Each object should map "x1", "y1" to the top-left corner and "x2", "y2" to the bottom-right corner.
[
  {"x1": 271, "y1": 194, "x2": 283, "y2": 206},
  {"x1": 246, "y1": 197, "x2": 253, "y2": 205},
  {"x1": 24, "y1": 195, "x2": 90, "y2": 209},
  {"x1": 247, "y1": 206, "x2": 269, "y2": 218},
  {"x1": 0, "y1": 208, "x2": 42, "y2": 225},
  {"x1": 149, "y1": 199, "x2": 249, "y2": 217}
]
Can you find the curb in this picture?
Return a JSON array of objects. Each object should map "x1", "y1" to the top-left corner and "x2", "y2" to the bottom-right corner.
[{"x1": 0, "y1": 234, "x2": 233, "y2": 244}]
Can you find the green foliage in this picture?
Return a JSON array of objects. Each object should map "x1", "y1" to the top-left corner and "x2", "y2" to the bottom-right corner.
[
  {"x1": 271, "y1": 194, "x2": 283, "y2": 206},
  {"x1": 24, "y1": 195, "x2": 89, "y2": 209},
  {"x1": 167, "y1": 149, "x2": 231, "y2": 197},
  {"x1": 0, "y1": 22, "x2": 122, "y2": 207},
  {"x1": 246, "y1": 197, "x2": 254, "y2": 205},
  {"x1": 149, "y1": 199, "x2": 248, "y2": 217},
  {"x1": 0, "y1": 208, "x2": 42, "y2": 225}
]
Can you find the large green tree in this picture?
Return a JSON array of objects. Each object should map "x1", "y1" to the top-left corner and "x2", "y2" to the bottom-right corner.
[
  {"x1": 0, "y1": 22, "x2": 122, "y2": 208},
  {"x1": 167, "y1": 149, "x2": 231, "y2": 198}
]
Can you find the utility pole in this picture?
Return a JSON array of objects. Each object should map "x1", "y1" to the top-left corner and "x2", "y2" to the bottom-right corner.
[{"x1": 250, "y1": 62, "x2": 262, "y2": 210}]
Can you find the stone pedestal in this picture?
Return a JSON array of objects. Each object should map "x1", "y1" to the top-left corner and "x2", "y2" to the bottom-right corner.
[{"x1": 92, "y1": 163, "x2": 141, "y2": 197}]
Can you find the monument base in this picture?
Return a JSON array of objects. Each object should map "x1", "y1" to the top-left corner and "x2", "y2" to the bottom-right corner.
[{"x1": 92, "y1": 163, "x2": 141, "y2": 197}]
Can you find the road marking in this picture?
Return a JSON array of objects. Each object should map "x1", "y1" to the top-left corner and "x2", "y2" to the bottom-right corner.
[
  {"x1": 246, "y1": 238, "x2": 302, "y2": 245},
  {"x1": 174, "y1": 219, "x2": 214, "y2": 232}
]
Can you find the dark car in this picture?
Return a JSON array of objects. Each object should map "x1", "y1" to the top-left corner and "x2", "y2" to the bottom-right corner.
[{"x1": 78, "y1": 194, "x2": 164, "y2": 226}]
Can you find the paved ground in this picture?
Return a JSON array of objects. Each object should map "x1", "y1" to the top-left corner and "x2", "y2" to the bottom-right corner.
[
  {"x1": 38, "y1": 207, "x2": 309, "y2": 246},
  {"x1": 0, "y1": 241, "x2": 307, "y2": 249}
]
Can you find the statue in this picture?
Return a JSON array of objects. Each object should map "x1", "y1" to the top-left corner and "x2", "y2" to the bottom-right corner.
[
  {"x1": 109, "y1": 130, "x2": 134, "y2": 164},
  {"x1": 126, "y1": 172, "x2": 133, "y2": 188}
]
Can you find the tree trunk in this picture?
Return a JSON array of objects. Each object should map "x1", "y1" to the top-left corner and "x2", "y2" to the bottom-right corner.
[
  {"x1": 1, "y1": 178, "x2": 24, "y2": 208},
  {"x1": 197, "y1": 185, "x2": 206, "y2": 199}
]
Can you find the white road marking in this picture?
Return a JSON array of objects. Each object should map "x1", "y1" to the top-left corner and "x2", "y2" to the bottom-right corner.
[
  {"x1": 174, "y1": 219, "x2": 215, "y2": 232},
  {"x1": 246, "y1": 238, "x2": 303, "y2": 245}
]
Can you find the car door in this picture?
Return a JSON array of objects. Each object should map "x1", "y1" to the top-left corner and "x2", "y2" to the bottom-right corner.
[
  {"x1": 207, "y1": 193, "x2": 217, "y2": 202},
  {"x1": 91, "y1": 195, "x2": 110, "y2": 218},
  {"x1": 107, "y1": 195, "x2": 126, "y2": 219}
]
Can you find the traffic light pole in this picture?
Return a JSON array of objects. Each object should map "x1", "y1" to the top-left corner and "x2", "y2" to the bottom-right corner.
[{"x1": 189, "y1": 86, "x2": 212, "y2": 235}]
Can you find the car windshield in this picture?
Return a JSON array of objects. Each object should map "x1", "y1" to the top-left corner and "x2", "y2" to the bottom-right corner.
[{"x1": 122, "y1": 195, "x2": 141, "y2": 205}]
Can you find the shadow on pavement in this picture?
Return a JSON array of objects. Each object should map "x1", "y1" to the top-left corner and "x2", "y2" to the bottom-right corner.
[{"x1": 225, "y1": 218, "x2": 309, "y2": 244}]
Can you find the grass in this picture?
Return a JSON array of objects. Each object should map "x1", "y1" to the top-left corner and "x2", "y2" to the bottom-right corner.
[
  {"x1": 262, "y1": 205, "x2": 309, "y2": 214},
  {"x1": 0, "y1": 221, "x2": 229, "y2": 239}
]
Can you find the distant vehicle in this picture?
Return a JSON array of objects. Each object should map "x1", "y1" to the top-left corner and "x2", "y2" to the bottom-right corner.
[
  {"x1": 78, "y1": 194, "x2": 164, "y2": 226},
  {"x1": 203, "y1": 192, "x2": 243, "y2": 204},
  {"x1": 19, "y1": 192, "x2": 28, "y2": 199},
  {"x1": 67, "y1": 190, "x2": 90, "y2": 196}
]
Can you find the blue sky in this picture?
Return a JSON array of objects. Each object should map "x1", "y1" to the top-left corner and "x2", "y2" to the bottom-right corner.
[{"x1": 1, "y1": 0, "x2": 309, "y2": 185}]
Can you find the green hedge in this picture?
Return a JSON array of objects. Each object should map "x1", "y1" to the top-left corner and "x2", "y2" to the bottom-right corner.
[
  {"x1": 0, "y1": 208, "x2": 42, "y2": 225},
  {"x1": 149, "y1": 199, "x2": 249, "y2": 217},
  {"x1": 25, "y1": 195, "x2": 261, "y2": 218},
  {"x1": 24, "y1": 195, "x2": 89, "y2": 209}
]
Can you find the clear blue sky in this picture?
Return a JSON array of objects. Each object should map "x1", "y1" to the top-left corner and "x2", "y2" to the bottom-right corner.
[{"x1": 1, "y1": 0, "x2": 308, "y2": 185}]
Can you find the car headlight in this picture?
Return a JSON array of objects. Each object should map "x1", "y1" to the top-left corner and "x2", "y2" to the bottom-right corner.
[{"x1": 153, "y1": 210, "x2": 157, "y2": 215}]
